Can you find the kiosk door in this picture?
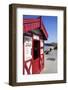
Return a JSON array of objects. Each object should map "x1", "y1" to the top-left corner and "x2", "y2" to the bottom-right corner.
[{"x1": 32, "y1": 37, "x2": 40, "y2": 74}]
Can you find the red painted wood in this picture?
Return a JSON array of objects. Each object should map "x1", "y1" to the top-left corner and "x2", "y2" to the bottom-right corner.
[
  {"x1": 24, "y1": 61, "x2": 30, "y2": 74},
  {"x1": 24, "y1": 22, "x2": 40, "y2": 32},
  {"x1": 23, "y1": 18, "x2": 40, "y2": 24},
  {"x1": 32, "y1": 58, "x2": 40, "y2": 74},
  {"x1": 25, "y1": 59, "x2": 31, "y2": 63},
  {"x1": 40, "y1": 54, "x2": 44, "y2": 70},
  {"x1": 32, "y1": 35, "x2": 40, "y2": 74},
  {"x1": 23, "y1": 17, "x2": 48, "y2": 40},
  {"x1": 24, "y1": 60, "x2": 32, "y2": 74},
  {"x1": 29, "y1": 61, "x2": 32, "y2": 71}
]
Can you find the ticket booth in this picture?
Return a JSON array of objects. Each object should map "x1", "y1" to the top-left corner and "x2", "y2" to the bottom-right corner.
[{"x1": 23, "y1": 17, "x2": 48, "y2": 74}]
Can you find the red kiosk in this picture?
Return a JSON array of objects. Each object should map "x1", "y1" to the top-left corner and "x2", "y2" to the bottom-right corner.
[{"x1": 23, "y1": 17, "x2": 48, "y2": 74}]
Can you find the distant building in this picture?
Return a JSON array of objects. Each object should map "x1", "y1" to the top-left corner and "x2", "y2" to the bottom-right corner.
[{"x1": 44, "y1": 43, "x2": 57, "y2": 52}]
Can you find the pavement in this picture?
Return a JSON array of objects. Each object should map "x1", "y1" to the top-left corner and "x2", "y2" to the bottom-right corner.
[{"x1": 41, "y1": 49, "x2": 57, "y2": 74}]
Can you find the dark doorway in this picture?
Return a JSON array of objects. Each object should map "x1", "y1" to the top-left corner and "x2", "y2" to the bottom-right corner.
[{"x1": 33, "y1": 40, "x2": 40, "y2": 60}]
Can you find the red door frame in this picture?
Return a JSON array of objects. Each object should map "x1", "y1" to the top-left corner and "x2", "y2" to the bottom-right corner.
[{"x1": 32, "y1": 34, "x2": 40, "y2": 74}]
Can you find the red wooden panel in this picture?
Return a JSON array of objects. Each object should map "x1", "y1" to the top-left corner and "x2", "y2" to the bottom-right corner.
[
  {"x1": 23, "y1": 22, "x2": 40, "y2": 32},
  {"x1": 32, "y1": 58, "x2": 40, "y2": 74},
  {"x1": 23, "y1": 18, "x2": 40, "y2": 24}
]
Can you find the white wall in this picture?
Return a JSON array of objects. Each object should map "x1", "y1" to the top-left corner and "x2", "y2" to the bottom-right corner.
[
  {"x1": 0, "y1": 0, "x2": 68, "y2": 90},
  {"x1": 24, "y1": 36, "x2": 32, "y2": 61}
]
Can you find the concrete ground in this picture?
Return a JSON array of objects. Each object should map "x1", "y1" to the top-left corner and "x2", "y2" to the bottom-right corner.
[{"x1": 41, "y1": 49, "x2": 57, "y2": 74}]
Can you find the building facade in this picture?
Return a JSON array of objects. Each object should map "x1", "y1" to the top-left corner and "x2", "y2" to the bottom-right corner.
[{"x1": 23, "y1": 17, "x2": 48, "y2": 74}]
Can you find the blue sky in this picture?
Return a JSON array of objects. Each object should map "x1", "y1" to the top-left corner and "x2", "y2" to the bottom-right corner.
[{"x1": 23, "y1": 15, "x2": 57, "y2": 43}]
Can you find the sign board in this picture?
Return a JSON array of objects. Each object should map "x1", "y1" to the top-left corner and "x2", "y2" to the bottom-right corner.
[{"x1": 24, "y1": 36, "x2": 32, "y2": 61}]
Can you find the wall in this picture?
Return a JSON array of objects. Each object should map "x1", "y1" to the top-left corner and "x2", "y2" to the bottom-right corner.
[
  {"x1": 0, "y1": 0, "x2": 68, "y2": 90},
  {"x1": 24, "y1": 36, "x2": 32, "y2": 61}
]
